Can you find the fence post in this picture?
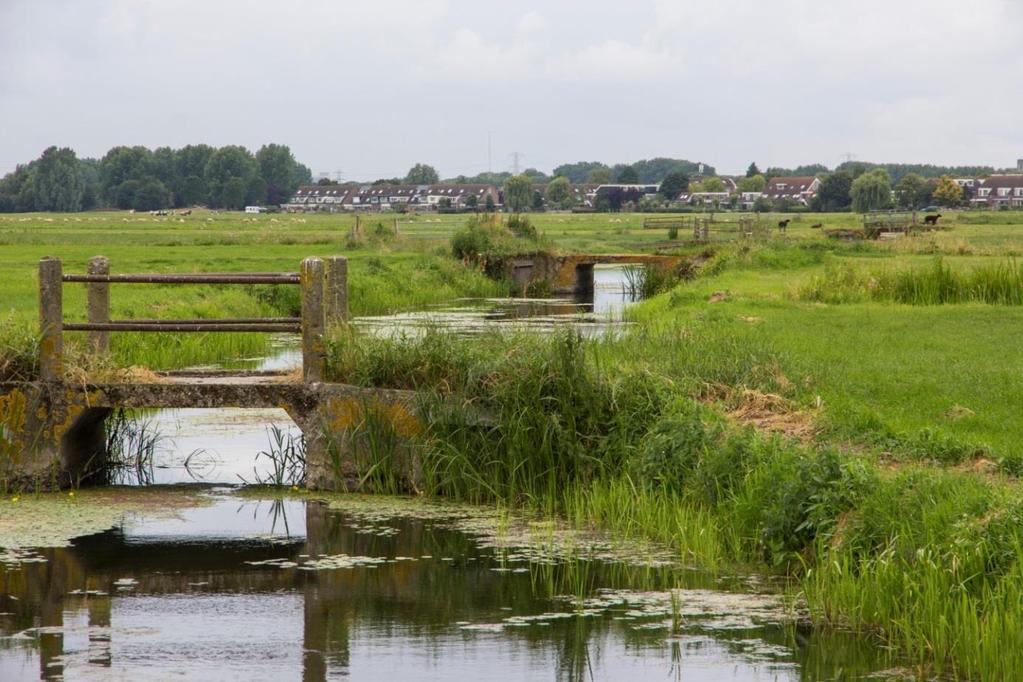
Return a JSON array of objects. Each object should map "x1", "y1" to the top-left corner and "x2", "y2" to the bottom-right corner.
[
  {"x1": 301, "y1": 257, "x2": 326, "y2": 383},
  {"x1": 38, "y1": 257, "x2": 63, "y2": 382},
  {"x1": 324, "y1": 256, "x2": 349, "y2": 327},
  {"x1": 87, "y1": 256, "x2": 110, "y2": 355}
]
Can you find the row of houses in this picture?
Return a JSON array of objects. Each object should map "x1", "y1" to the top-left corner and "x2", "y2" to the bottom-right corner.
[
  {"x1": 963, "y1": 175, "x2": 1023, "y2": 209},
  {"x1": 284, "y1": 173, "x2": 1023, "y2": 212},
  {"x1": 285, "y1": 184, "x2": 501, "y2": 212},
  {"x1": 682, "y1": 176, "x2": 821, "y2": 209}
]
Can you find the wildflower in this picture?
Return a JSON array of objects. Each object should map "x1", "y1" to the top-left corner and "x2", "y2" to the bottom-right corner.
[
  {"x1": 68, "y1": 491, "x2": 75, "y2": 497},
  {"x1": 11, "y1": 496, "x2": 18, "y2": 503}
]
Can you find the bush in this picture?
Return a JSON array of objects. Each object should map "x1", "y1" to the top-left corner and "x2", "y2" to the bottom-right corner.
[
  {"x1": 636, "y1": 406, "x2": 715, "y2": 490},
  {"x1": 506, "y1": 213, "x2": 537, "y2": 240}
]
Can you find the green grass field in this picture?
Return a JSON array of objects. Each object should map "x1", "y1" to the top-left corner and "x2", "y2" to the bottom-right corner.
[{"x1": 6, "y1": 206, "x2": 1023, "y2": 676}]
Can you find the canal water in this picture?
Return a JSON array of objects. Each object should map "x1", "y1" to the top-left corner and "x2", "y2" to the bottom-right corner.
[
  {"x1": 1, "y1": 266, "x2": 907, "y2": 679},
  {"x1": 126, "y1": 265, "x2": 645, "y2": 486},
  {"x1": 0, "y1": 492, "x2": 904, "y2": 681}
]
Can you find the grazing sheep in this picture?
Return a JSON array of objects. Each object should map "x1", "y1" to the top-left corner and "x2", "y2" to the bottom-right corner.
[
  {"x1": 180, "y1": 209, "x2": 192, "y2": 216},
  {"x1": 923, "y1": 213, "x2": 942, "y2": 226}
]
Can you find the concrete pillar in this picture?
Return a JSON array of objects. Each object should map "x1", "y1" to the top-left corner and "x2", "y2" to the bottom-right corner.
[
  {"x1": 575, "y1": 263, "x2": 595, "y2": 298},
  {"x1": 324, "y1": 256, "x2": 349, "y2": 327},
  {"x1": 301, "y1": 258, "x2": 326, "y2": 383},
  {"x1": 38, "y1": 257, "x2": 63, "y2": 382},
  {"x1": 87, "y1": 256, "x2": 110, "y2": 355}
]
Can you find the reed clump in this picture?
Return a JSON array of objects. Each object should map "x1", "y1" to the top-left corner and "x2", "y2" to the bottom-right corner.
[
  {"x1": 0, "y1": 318, "x2": 38, "y2": 382},
  {"x1": 799, "y1": 258, "x2": 1023, "y2": 305}
]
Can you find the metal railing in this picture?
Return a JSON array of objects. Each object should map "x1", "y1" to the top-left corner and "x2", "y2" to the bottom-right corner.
[{"x1": 38, "y1": 255, "x2": 349, "y2": 383}]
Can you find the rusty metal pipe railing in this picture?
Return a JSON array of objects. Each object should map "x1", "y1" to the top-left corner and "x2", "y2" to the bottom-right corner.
[
  {"x1": 63, "y1": 273, "x2": 300, "y2": 285},
  {"x1": 40, "y1": 255, "x2": 350, "y2": 384},
  {"x1": 63, "y1": 323, "x2": 302, "y2": 333}
]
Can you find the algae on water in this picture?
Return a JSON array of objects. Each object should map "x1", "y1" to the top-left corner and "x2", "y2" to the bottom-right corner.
[{"x1": 0, "y1": 487, "x2": 209, "y2": 552}]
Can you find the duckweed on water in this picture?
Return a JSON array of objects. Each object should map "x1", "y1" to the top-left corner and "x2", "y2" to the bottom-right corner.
[{"x1": 0, "y1": 487, "x2": 208, "y2": 552}]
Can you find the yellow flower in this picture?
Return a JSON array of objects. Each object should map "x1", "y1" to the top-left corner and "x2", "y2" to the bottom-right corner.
[
  {"x1": 11, "y1": 496, "x2": 18, "y2": 503},
  {"x1": 68, "y1": 491, "x2": 75, "y2": 497}
]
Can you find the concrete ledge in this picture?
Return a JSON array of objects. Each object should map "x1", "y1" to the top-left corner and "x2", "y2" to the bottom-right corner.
[{"x1": 0, "y1": 379, "x2": 427, "y2": 492}]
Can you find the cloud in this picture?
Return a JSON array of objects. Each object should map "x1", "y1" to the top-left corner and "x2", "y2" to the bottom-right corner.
[
  {"x1": 517, "y1": 11, "x2": 548, "y2": 34},
  {"x1": 1, "y1": 0, "x2": 1021, "y2": 175},
  {"x1": 545, "y1": 39, "x2": 680, "y2": 81}
]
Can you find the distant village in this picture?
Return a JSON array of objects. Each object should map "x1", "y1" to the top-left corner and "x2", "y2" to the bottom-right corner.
[
  {"x1": 285, "y1": 162, "x2": 1023, "y2": 214},
  {"x1": 3, "y1": 144, "x2": 1022, "y2": 215}
]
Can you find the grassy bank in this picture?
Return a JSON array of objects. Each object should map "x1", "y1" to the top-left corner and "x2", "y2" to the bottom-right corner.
[{"x1": 325, "y1": 326, "x2": 1023, "y2": 678}]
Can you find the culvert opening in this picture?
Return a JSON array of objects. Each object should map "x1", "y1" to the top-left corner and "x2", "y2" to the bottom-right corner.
[{"x1": 102, "y1": 407, "x2": 305, "y2": 486}]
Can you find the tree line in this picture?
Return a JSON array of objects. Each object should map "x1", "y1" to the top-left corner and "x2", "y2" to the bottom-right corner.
[{"x1": 0, "y1": 144, "x2": 312, "y2": 212}]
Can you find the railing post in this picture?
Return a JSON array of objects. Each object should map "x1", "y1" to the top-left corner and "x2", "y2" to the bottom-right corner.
[
  {"x1": 324, "y1": 256, "x2": 349, "y2": 327},
  {"x1": 87, "y1": 256, "x2": 110, "y2": 355},
  {"x1": 38, "y1": 257, "x2": 63, "y2": 382},
  {"x1": 301, "y1": 257, "x2": 325, "y2": 383}
]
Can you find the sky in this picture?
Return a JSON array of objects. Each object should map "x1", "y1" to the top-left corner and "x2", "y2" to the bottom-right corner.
[{"x1": 2, "y1": 0, "x2": 1022, "y2": 179}]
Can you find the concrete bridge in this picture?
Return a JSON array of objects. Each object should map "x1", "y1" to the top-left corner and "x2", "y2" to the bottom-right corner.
[
  {"x1": 503, "y1": 253, "x2": 687, "y2": 295},
  {"x1": 0, "y1": 256, "x2": 423, "y2": 491}
]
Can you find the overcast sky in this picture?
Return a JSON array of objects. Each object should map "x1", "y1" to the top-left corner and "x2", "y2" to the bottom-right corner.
[{"x1": 2, "y1": 0, "x2": 1021, "y2": 179}]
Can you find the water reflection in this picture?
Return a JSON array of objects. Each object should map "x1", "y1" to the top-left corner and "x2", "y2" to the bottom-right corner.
[{"x1": 0, "y1": 494, "x2": 901, "y2": 681}]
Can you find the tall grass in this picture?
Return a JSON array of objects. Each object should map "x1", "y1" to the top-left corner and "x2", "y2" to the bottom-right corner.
[
  {"x1": 0, "y1": 318, "x2": 38, "y2": 382},
  {"x1": 101, "y1": 409, "x2": 162, "y2": 485},
  {"x1": 324, "y1": 326, "x2": 1023, "y2": 679},
  {"x1": 800, "y1": 258, "x2": 1023, "y2": 305}
]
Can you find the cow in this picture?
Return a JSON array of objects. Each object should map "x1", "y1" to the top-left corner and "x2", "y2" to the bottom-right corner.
[
  {"x1": 810, "y1": 223, "x2": 822, "y2": 229},
  {"x1": 778, "y1": 219, "x2": 791, "y2": 232},
  {"x1": 923, "y1": 213, "x2": 942, "y2": 226}
]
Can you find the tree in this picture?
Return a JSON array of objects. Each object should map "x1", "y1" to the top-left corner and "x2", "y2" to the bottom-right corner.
[
  {"x1": 587, "y1": 168, "x2": 612, "y2": 184},
  {"x1": 291, "y1": 162, "x2": 313, "y2": 188},
  {"x1": 932, "y1": 175, "x2": 964, "y2": 207},
  {"x1": 256, "y1": 143, "x2": 299, "y2": 205},
  {"x1": 132, "y1": 177, "x2": 172, "y2": 211},
  {"x1": 523, "y1": 168, "x2": 550, "y2": 183},
  {"x1": 404, "y1": 163, "x2": 439, "y2": 185},
  {"x1": 0, "y1": 165, "x2": 34, "y2": 212},
  {"x1": 465, "y1": 194, "x2": 479, "y2": 210},
  {"x1": 531, "y1": 190, "x2": 545, "y2": 210},
  {"x1": 851, "y1": 169, "x2": 892, "y2": 213},
  {"x1": 811, "y1": 171, "x2": 853, "y2": 211},
  {"x1": 545, "y1": 176, "x2": 574, "y2": 209},
  {"x1": 629, "y1": 157, "x2": 713, "y2": 182},
  {"x1": 174, "y1": 144, "x2": 214, "y2": 206},
  {"x1": 220, "y1": 177, "x2": 249, "y2": 210},
  {"x1": 204, "y1": 145, "x2": 259, "y2": 209},
  {"x1": 114, "y1": 179, "x2": 142, "y2": 210},
  {"x1": 99, "y1": 146, "x2": 154, "y2": 205},
  {"x1": 615, "y1": 166, "x2": 640, "y2": 183},
  {"x1": 79, "y1": 158, "x2": 101, "y2": 210},
  {"x1": 503, "y1": 174, "x2": 533, "y2": 212},
  {"x1": 659, "y1": 171, "x2": 689, "y2": 200},
  {"x1": 737, "y1": 174, "x2": 765, "y2": 193},
  {"x1": 552, "y1": 161, "x2": 610, "y2": 183},
  {"x1": 151, "y1": 147, "x2": 178, "y2": 189},
  {"x1": 31, "y1": 146, "x2": 85, "y2": 211},
  {"x1": 696, "y1": 177, "x2": 726, "y2": 192},
  {"x1": 894, "y1": 173, "x2": 930, "y2": 209},
  {"x1": 485, "y1": 194, "x2": 496, "y2": 212},
  {"x1": 177, "y1": 175, "x2": 207, "y2": 207},
  {"x1": 746, "y1": 162, "x2": 761, "y2": 178}
]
